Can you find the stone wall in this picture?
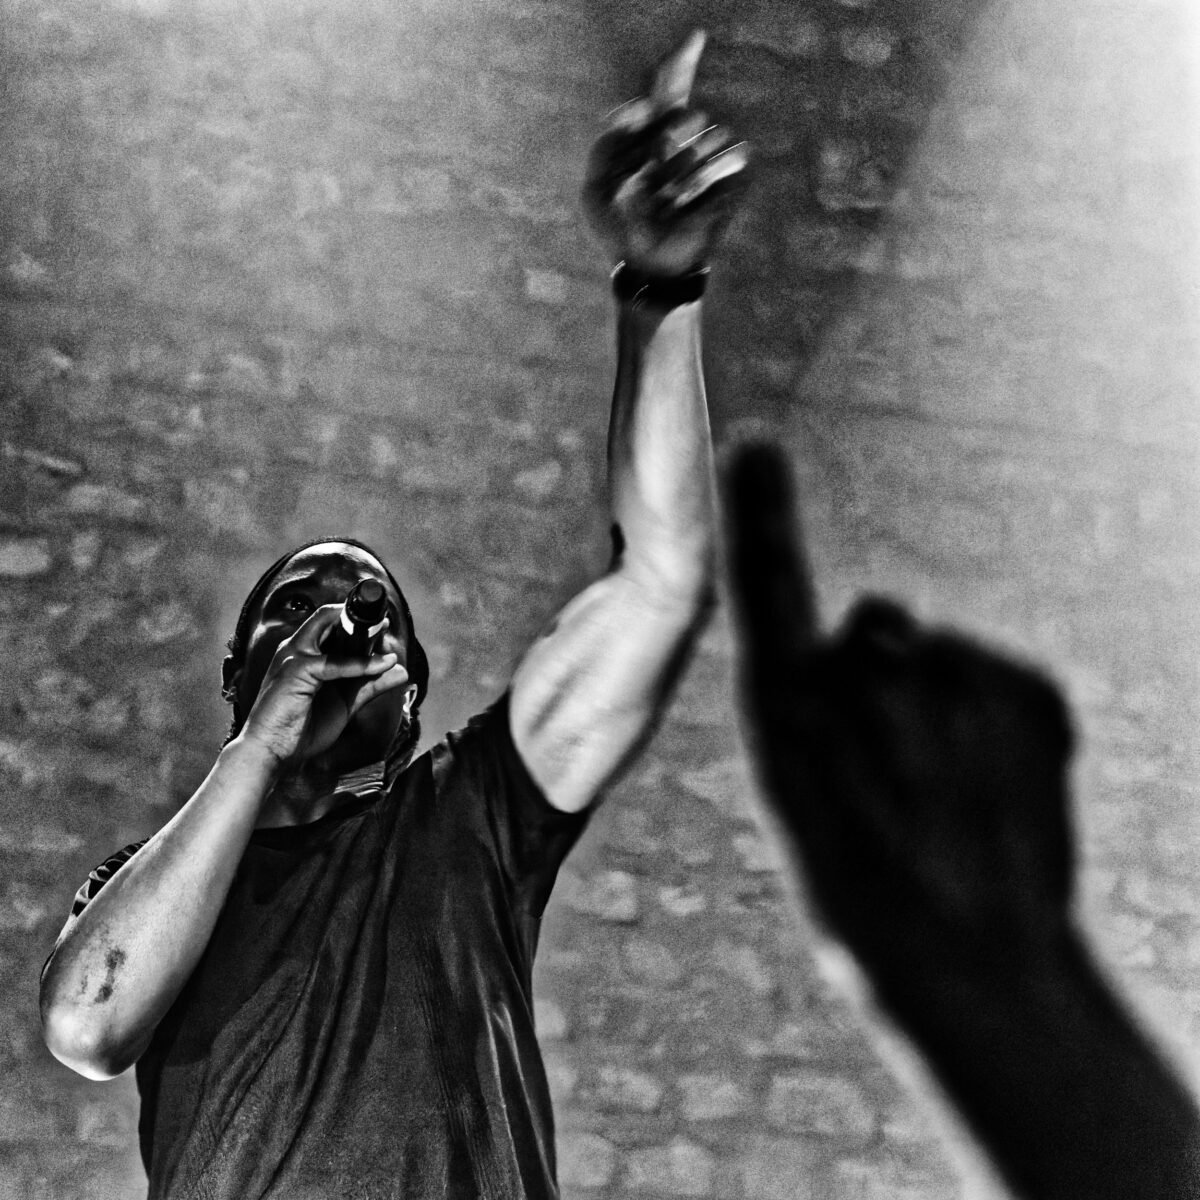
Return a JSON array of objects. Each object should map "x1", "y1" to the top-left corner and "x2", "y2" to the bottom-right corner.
[{"x1": 2, "y1": 0, "x2": 1197, "y2": 1196}]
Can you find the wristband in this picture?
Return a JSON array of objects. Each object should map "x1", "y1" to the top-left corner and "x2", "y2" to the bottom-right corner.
[{"x1": 611, "y1": 260, "x2": 710, "y2": 310}]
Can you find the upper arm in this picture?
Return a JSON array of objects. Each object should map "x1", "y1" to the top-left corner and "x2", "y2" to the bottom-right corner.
[{"x1": 509, "y1": 567, "x2": 712, "y2": 814}]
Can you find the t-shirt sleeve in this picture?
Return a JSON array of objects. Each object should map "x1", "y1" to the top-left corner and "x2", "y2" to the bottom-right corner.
[
  {"x1": 441, "y1": 693, "x2": 589, "y2": 917},
  {"x1": 42, "y1": 841, "x2": 148, "y2": 977}
]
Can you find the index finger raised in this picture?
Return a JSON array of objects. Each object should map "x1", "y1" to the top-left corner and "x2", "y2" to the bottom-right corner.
[
  {"x1": 650, "y1": 28, "x2": 706, "y2": 113},
  {"x1": 725, "y1": 443, "x2": 821, "y2": 660}
]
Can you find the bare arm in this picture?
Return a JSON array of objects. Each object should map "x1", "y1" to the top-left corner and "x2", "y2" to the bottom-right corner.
[
  {"x1": 40, "y1": 605, "x2": 407, "y2": 1079},
  {"x1": 726, "y1": 443, "x2": 1200, "y2": 1199},
  {"x1": 511, "y1": 299, "x2": 714, "y2": 812},
  {"x1": 511, "y1": 32, "x2": 749, "y2": 812},
  {"x1": 40, "y1": 739, "x2": 278, "y2": 1079}
]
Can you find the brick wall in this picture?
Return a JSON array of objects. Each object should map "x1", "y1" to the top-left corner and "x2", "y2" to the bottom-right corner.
[{"x1": 2, "y1": 0, "x2": 1197, "y2": 1196}]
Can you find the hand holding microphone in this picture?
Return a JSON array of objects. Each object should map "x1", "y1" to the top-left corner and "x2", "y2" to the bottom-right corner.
[{"x1": 238, "y1": 583, "x2": 408, "y2": 769}]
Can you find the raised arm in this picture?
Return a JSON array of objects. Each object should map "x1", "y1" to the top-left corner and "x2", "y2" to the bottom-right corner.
[
  {"x1": 726, "y1": 443, "x2": 1200, "y2": 1200},
  {"x1": 510, "y1": 31, "x2": 749, "y2": 813}
]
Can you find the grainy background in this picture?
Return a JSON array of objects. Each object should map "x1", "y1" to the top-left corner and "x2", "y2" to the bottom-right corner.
[{"x1": 2, "y1": 0, "x2": 1198, "y2": 1196}]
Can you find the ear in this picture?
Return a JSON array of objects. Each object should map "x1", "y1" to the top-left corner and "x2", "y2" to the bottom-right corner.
[
  {"x1": 221, "y1": 655, "x2": 241, "y2": 703},
  {"x1": 402, "y1": 683, "x2": 418, "y2": 715}
]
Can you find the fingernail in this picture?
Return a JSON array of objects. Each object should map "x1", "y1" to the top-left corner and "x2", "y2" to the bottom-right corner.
[
  {"x1": 605, "y1": 98, "x2": 651, "y2": 130},
  {"x1": 679, "y1": 123, "x2": 718, "y2": 150}
]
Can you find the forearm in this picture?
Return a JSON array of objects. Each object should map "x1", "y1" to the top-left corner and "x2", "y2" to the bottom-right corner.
[
  {"x1": 608, "y1": 298, "x2": 716, "y2": 598},
  {"x1": 511, "y1": 33, "x2": 739, "y2": 811},
  {"x1": 40, "y1": 736, "x2": 279, "y2": 1079},
  {"x1": 509, "y1": 299, "x2": 716, "y2": 811},
  {"x1": 877, "y1": 930, "x2": 1200, "y2": 1200}
]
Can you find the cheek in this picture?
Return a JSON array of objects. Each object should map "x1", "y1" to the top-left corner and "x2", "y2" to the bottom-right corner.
[{"x1": 237, "y1": 632, "x2": 288, "y2": 708}]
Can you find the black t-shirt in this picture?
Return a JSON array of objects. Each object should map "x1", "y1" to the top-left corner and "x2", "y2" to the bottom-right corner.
[{"x1": 53, "y1": 697, "x2": 588, "y2": 1200}]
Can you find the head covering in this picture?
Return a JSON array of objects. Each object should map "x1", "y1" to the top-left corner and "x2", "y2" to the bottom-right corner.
[{"x1": 226, "y1": 536, "x2": 430, "y2": 708}]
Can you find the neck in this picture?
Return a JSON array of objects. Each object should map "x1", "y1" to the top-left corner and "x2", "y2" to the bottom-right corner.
[{"x1": 257, "y1": 753, "x2": 385, "y2": 828}]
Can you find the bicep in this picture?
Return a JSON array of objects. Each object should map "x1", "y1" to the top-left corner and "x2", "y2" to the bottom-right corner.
[{"x1": 510, "y1": 570, "x2": 709, "y2": 814}]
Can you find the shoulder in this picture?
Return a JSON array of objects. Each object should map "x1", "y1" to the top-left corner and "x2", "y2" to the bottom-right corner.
[
  {"x1": 427, "y1": 694, "x2": 564, "y2": 823},
  {"x1": 380, "y1": 699, "x2": 517, "y2": 807},
  {"x1": 432, "y1": 694, "x2": 518, "y2": 775},
  {"x1": 425, "y1": 695, "x2": 589, "y2": 907}
]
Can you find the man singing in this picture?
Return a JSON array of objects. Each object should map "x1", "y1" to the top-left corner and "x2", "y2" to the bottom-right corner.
[{"x1": 39, "y1": 32, "x2": 748, "y2": 1200}]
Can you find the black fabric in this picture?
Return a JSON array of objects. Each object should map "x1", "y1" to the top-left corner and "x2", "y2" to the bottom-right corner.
[{"x1": 56, "y1": 696, "x2": 588, "y2": 1200}]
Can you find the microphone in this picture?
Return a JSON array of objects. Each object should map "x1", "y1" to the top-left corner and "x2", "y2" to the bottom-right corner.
[{"x1": 320, "y1": 579, "x2": 389, "y2": 659}]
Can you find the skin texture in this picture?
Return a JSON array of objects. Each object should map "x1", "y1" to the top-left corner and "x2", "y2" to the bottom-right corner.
[
  {"x1": 725, "y1": 442, "x2": 1200, "y2": 1200},
  {"x1": 41, "y1": 31, "x2": 748, "y2": 1083},
  {"x1": 510, "y1": 30, "x2": 748, "y2": 812},
  {"x1": 222, "y1": 543, "x2": 418, "y2": 824}
]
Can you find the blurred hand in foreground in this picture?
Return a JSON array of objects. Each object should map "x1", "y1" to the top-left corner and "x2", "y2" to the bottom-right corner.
[{"x1": 725, "y1": 442, "x2": 1200, "y2": 1200}]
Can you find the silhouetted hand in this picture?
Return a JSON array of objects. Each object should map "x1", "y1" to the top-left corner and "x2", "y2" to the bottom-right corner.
[
  {"x1": 584, "y1": 30, "x2": 750, "y2": 277},
  {"x1": 725, "y1": 443, "x2": 1200, "y2": 1200},
  {"x1": 727, "y1": 443, "x2": 1076, "y2": 990}
]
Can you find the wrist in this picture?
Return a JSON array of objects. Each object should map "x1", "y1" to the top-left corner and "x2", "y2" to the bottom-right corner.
[
  {"x1": 841, "y1": 905, "x2": 1081, "y2": 1039},
  {"x1": 611, "y1": 260, "x2": 710, "y2": 310},
  {"x1": 219, "y1": 730, "x2": 288, "y2": 789},
  {"x1": 870, "y1": 924, "x2": 1200, "y2": 1200}
]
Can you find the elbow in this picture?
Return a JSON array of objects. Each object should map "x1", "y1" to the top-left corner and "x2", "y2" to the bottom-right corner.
[
  {"x1": 624, "y1": 539, "x2": 718, "y2": 622},
  {"x1": 668, "y1": 535, "x2": 718, "y2": 609},
  {"x1": 625, "y1": 565, "x2": 716, "y2": 637},
  {"x1": 40, "y1": 992, "x2": 137, "y2": 1081},
  {"x1": 611, "y1": 503, "x2": 718, "y2": 617},
  {"x1": 681, "y1": 571, "x2": 718, "y2": 631}
]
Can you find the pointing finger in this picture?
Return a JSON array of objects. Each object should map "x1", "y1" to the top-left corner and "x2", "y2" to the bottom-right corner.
[
  {"x1": 650, "y1": 28, "x2": 706, "y2": 113},
  {"x1": 726, "y1": 443, "x2": 821, "y2": 662}
]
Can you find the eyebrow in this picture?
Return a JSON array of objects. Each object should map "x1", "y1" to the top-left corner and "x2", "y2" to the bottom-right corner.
[{"x1": 261, "y1": 572, "x2": 320, "y2": 601}]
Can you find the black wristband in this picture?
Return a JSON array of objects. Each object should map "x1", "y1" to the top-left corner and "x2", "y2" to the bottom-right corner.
[{"x1": 611, "y1": 261, "x2": 710, "y2": 309}]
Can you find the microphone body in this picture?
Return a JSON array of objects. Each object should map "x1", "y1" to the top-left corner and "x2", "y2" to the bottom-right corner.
[{"x1": 321, "y1": 579, "x2": 389, "y2": 659}]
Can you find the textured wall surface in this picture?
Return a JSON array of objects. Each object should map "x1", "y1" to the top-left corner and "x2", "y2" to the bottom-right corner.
[{"x1": 2, "y1": 0, "x2": 1197, "y2": 1196}]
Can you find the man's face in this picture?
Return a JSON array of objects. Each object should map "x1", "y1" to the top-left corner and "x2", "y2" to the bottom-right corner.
[{"x1": 231, "y1": 542, "x2": 415, "y2": 756}]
